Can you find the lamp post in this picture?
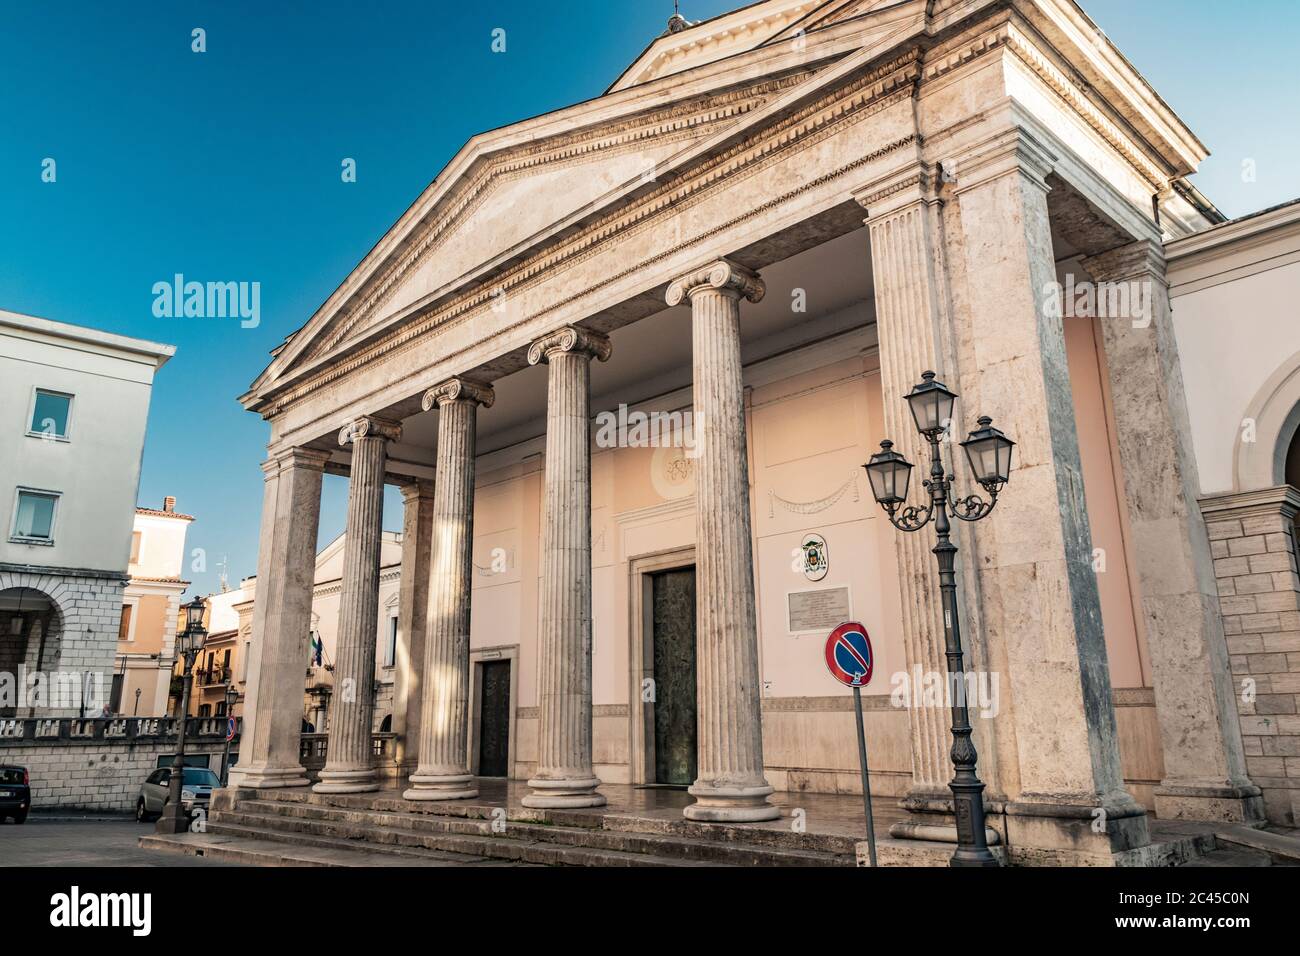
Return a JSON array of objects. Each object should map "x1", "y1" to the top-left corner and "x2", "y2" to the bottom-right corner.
[
  {"x1": 156, "y1": 595, "x2": 208, "y2": 834},
  {"x1": 864, "y1": 371, "x2": 1015, "y2": 868},
  {"x1": 221, "y1": 682, "x2": 238, "y2": 787}
]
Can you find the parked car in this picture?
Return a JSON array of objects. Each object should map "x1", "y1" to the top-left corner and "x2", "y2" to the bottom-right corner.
[
  {"x1": 135, "y1": 766, "x2": 221, "y2": 823},
  {"x1": 0, "y1": 765, "x2": 31, "y2": 824}
]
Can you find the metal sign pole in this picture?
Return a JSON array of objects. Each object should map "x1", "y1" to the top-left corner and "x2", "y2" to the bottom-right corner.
[{"x1": 853, "y1": 684, "x2": 877, "y2": 867}]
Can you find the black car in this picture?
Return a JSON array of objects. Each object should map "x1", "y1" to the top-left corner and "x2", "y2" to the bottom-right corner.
[{"x1": 0, "y1": 765, "x2": 30, "y2": 824}]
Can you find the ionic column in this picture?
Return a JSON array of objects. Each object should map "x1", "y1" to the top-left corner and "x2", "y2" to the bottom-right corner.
[
  {"x1": 1082, "y1": 240, "x2": 1262, "y2": 823},
  {"x1": 523, "y1": 326, "x2": 611, "y2": 809},
  {"x1": 392, "y1": 480, "x2": 435, "y2": 777},
  {"x1": 666, "y1": 260, "x2": 779, "y2": 822},
  {"x1": 405, "y1": 377, "x2": 494, "y2": 801},
  {"x1": 228, "y1": 447, "x2": 328, "y2": 789},
  {"x1": 315, "y1": 416, "x2": 400, "y2": 793}
]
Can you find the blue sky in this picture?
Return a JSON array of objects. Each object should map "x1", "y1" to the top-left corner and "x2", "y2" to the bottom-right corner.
[{"x1": 2, "y1": 1, "x2": 1296, "y2": 597}]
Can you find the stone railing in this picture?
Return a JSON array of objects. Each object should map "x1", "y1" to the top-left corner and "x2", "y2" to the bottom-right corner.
[
  {"x1": 299, "y1": 732, "x2": 397, "y2": 776},
  {"x1": 0, "y1": 715, "x2": 240, "y2": 746}
]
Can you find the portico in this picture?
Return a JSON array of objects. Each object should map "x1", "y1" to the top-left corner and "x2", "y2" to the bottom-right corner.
[{"x1": 233, "y1": 0, "x2": 1260, "y2": 862}]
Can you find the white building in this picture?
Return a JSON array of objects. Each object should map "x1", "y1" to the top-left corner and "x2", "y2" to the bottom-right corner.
[
  {"x1": 0, "y1": 309, "x2": 174, "y2": 716},
  {"x1": 1168, "y1": 199, "x2": 1300, "y2": 824}
]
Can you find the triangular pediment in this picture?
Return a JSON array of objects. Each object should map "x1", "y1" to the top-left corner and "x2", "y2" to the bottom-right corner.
[{"x1": 255, "y1": 63, "x2": 829, "y2": 390}]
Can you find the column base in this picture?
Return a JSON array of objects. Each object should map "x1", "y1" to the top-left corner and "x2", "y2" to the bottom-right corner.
[
  {"x1": 1153, "y1": 782, "x2": 1265, "y2": 824},
  {"x1": 403, "y1": 771, "x2": 478, "y2": 801},
  {"x1": 226, "y1": 764, "x2": 310, "y2": 789},
  {"x1": 684, "y1": 781, "x2": 780, "y2": 822},
  {"x1": 313, "y1": 767, "x2": 379, "y2": 794},
  {"x1": 1003, "y1": 794, "x2": 1152, "y2": 865},
  {"x1": 522, "y1": 775, "x2": 606, "y2": 809}
]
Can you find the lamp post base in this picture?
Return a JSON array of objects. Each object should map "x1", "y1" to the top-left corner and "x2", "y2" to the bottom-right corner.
[{"x1": 154, "y1": 803, "x2": 193, "y2": 835}]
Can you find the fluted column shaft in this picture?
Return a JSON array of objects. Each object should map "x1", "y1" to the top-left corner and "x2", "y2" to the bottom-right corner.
[
  {"x1": 859, "y1": 182, "x2": 976, "y2": 809},
  {"x1": 524, "y1": 327, "x2": 611, "y2": 809},
  {"x1": 667, "y1": 260, "x2": 779, "y2": 822},
  {"x1": 405, "y1": 377, "x2": 494, "y2": 801},
  {"x1": 316, "y1": 417, "x2": 400, "y2": 793},
  {"x1": 392, "y1": 480, "x2": 435, "y2": 776}
]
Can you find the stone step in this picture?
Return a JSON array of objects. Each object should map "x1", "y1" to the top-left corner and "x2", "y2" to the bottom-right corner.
[
  {"x1": 1179, "y1": 846, "x2": 1276, "y2": 868},
  {"x1": 225, "y1": 786, "x2": 861, "y2": 859},
  {"x1": 139, "y1": 830, "x2": 525, "y2": 867},
  {"x1": 1212, "y1": 825, "x2": 1300, "y2": 865},
  {"x1": 230, "y1": 798, "x2": 851, "y2": 866},
  {"x1": 206, "y1": 811, "x2": 722, "y2": 867}
]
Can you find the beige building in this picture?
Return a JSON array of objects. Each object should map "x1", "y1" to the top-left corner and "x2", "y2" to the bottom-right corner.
[
  {"x1": 113, "y1": 498, "x2": 192, "y2": 716},
  {"x1": 228, "y1": 0, "x2": 1292, "y2": 863}
]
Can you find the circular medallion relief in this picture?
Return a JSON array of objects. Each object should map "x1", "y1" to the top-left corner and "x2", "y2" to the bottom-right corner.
[{"x1": 651, "y1": 445, "x2": 695, "y2": 500}]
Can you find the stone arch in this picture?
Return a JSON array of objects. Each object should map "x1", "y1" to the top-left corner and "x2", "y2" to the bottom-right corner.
[
  {"x1": 1235, "y1": 351, "x2": 1300, "y2": 491},
  {"x1": 1287, "y1": 425, "x2": 1300, "y2": 490},
  {"x1": 0, "y1": 582, "x2": 66, "y2": 715}
]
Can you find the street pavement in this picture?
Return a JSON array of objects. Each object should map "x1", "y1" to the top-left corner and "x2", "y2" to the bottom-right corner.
[{"x1": 0, "y1": 817, "x2": 234, "y2": 866}]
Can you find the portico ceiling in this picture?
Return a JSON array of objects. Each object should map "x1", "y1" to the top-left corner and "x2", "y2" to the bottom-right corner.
[{"x1": 392, "y1": 224, "x2": 875, "y2": 463}]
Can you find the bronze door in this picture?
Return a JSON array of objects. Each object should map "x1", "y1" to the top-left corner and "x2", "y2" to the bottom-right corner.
[
  {"x1": 651, "y1": 567, "x2": 698, "y2": 786},
  {"x1": 477, "y1": 660, "x2": 511, "y2": 777}
]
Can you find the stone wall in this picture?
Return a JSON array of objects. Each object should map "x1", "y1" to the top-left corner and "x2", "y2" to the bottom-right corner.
[
  {"x1": 0, "y1": 716, "x2": 237, "y2": 813},
  {"x1": 1202, "y1": 486, "x2": 1300, "y2": 825}
]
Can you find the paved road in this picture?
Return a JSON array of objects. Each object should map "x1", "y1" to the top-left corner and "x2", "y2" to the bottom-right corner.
[{"x1": 0, "y1": 818, "x2": 234, "y2": 867}]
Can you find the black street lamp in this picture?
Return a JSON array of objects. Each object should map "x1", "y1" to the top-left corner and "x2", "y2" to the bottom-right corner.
[
  {"x1": 156, "y1": 595, "x2": 208, "y2": 834},
  {"x1": 864, "y1": 371, "x2": 1015, "y2": 868},
  {"x1": 221, "y1": 683, "x2": 238, "y2": 787}
]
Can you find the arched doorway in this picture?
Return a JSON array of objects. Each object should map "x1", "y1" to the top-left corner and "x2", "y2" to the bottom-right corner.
[
  {"x1": 0, "y1": 587, "x2": 63, "y2": 717},
  {"x1": 1286, "y1": 422, "x2": 1300, "y2": 490}
]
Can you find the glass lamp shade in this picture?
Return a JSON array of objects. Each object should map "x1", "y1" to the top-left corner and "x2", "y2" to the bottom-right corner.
[
  {"x1": 183, "y1": 596, "x2": 206, "y2": 632},
  {"x1": 904, "y1": 371, "x2": 958, "y2": 437},
  {"x1": 864, "y1": 440, "x2": 914, "y2": 506},
  {"x1": 178, "y1": 625, "x2": 207, "y2": 658},
  {"x1": 960, "y1": 416, "x2": 1015, "y2": 488}
]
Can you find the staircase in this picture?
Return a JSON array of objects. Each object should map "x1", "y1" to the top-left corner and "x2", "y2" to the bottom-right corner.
[{"x1": 146, "y1": 786, "x2": 860, "y2": 867}]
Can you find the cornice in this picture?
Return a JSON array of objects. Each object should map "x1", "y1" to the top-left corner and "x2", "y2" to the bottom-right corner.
[
  {"x1": 309, "y1": 73, "x2": 814, "y2": 362},
  {"x1": 255, "y1": 49, "x2": 923, "y2": 421},
  {"x1": 1200, "y1": 485, "x2": 1300, "y2": 520}
]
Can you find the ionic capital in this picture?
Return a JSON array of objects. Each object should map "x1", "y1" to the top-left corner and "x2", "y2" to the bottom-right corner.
[
  {"x1": 527, "y1": 325, "x2": 612, "y2": 366},
  {"x1": 421, "y1": 377, "x2": 495, "y2": 411},
  {"x1": 666, "y1": 259, "x2": 765, "y2": 307},
  {"x1": 338, "y1": 416, "x2": 402, "y2": 447}
]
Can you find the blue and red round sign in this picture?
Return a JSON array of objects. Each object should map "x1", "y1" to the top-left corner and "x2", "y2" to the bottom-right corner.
[{"x1": 825, "y1": 622, "x2": 874, "y2": 688}]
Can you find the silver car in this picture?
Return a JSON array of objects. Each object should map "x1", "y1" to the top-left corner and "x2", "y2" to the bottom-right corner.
[{"x1": 135, "y1": 766, "x2": 221, "y2": 822}]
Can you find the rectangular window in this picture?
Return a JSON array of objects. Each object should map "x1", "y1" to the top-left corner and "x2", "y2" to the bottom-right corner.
[
  {"x1": 11, "y1": 489, "x2": 59, "y2": 542},
  {"x1": 118, "y1": 604, "x2": 134, "y2": 642},
  {"x1": 241, "y1": 641, "x2": 250, "y2": 682},
  {"x1": 29, "y1": 389, "x2": 73, "y2": 439},
  {"x1": 130, "y1": 531, "x2": 142, "y2": 563},
  {"x1": 384, "y1": 617, "x2": 398, "y2": 668}
]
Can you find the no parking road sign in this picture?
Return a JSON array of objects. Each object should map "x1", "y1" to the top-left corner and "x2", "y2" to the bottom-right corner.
[
  {"x1": 824, "y1": 621, "x2": 878, "y2": 865},
  {"x1": 824, "y1": 622, "x2": 873, "y2": 688}
]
